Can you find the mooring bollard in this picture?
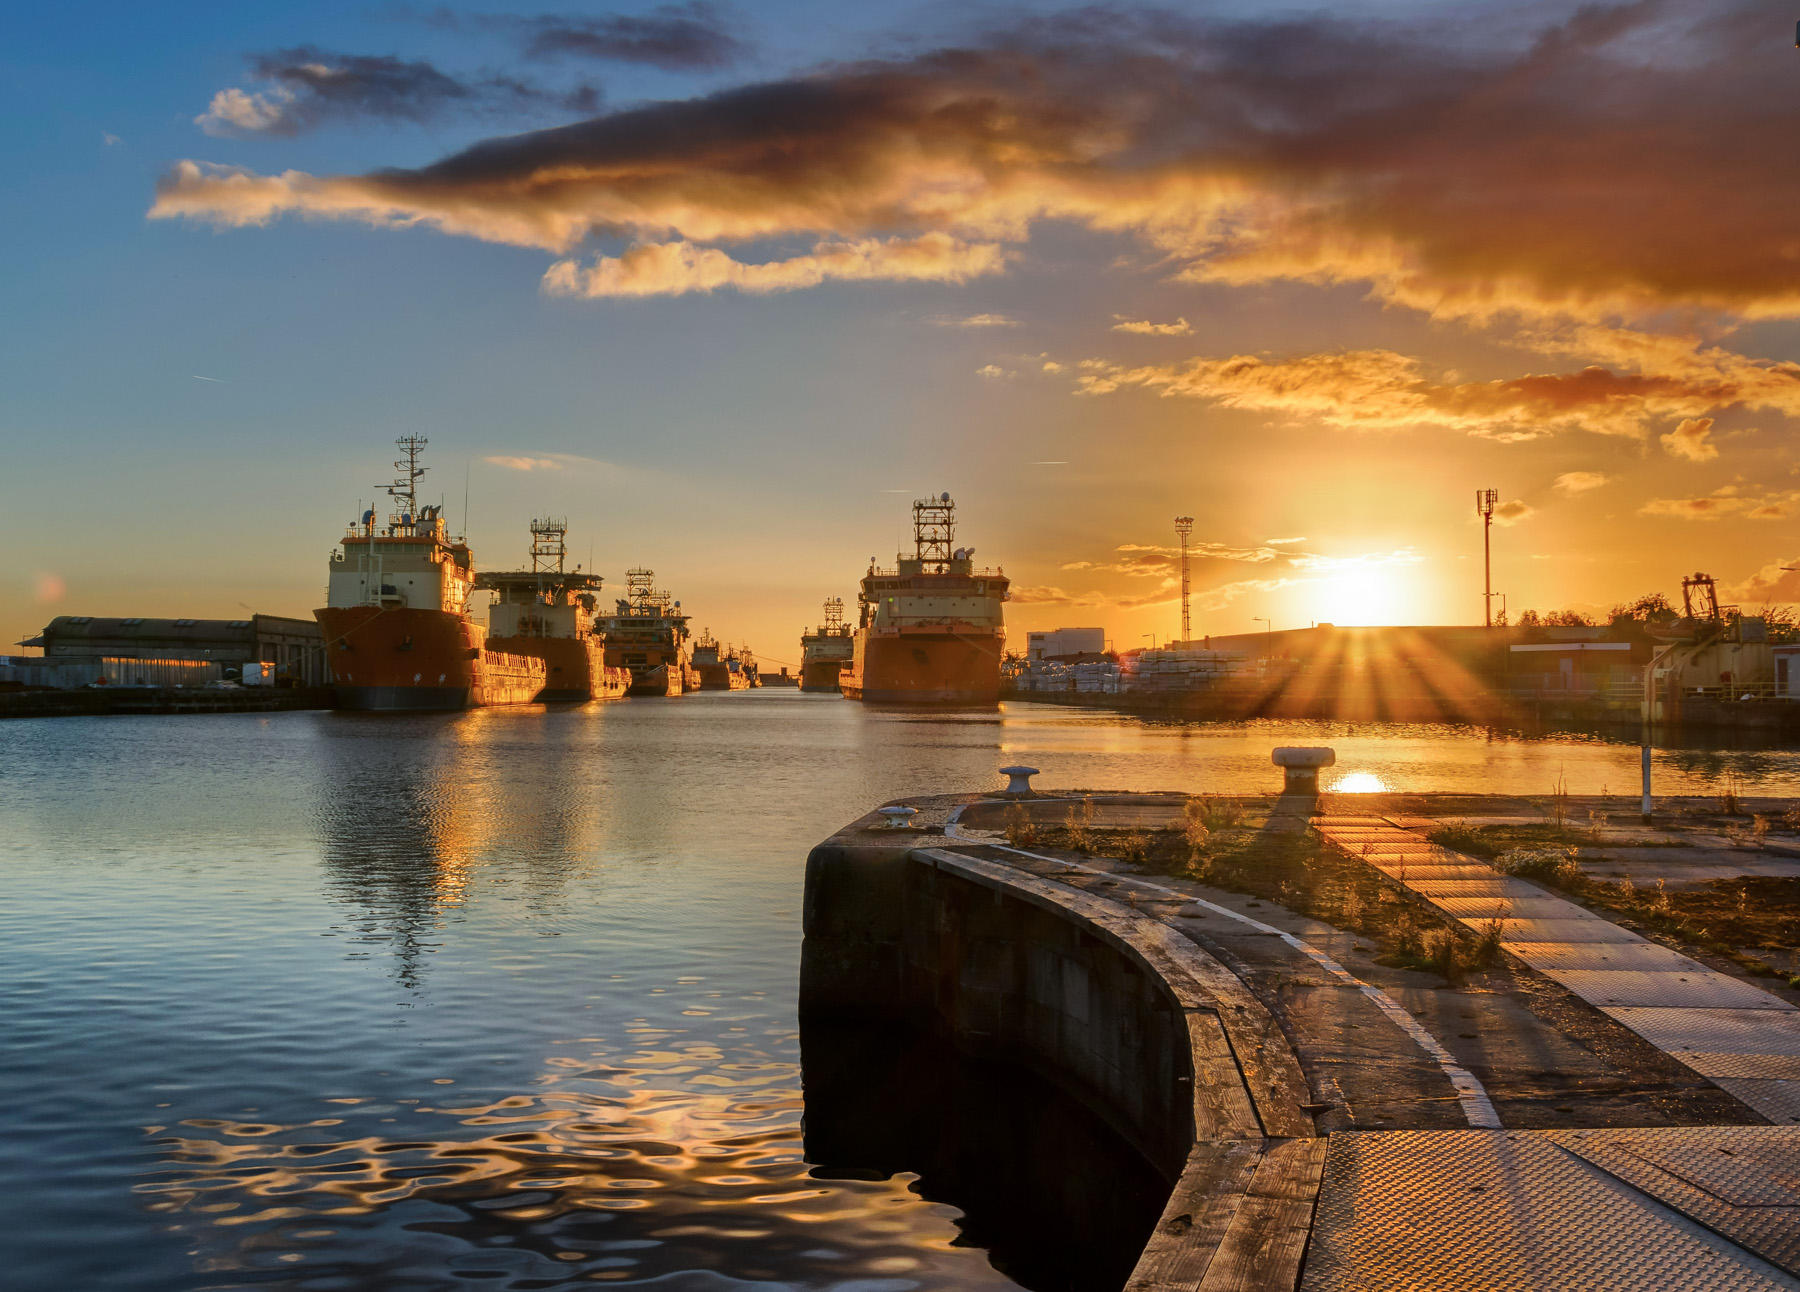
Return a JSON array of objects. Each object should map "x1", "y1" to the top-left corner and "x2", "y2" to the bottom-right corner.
[
  {"x1": 998, "y1": 765, "x2": 1040, "y2": 796},
  {"x1": 1271, "y1": 747, "x2": 1335, "y2": 793},
  {"x1": 877, "y1": 805, "x2": 919, "y2": 830}
]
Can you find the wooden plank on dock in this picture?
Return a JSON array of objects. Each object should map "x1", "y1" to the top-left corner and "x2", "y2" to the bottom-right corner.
[
  {"x1": 1195, "y1": 1138, "x2": 1327, "y2": 1292},
  {"x1": 1127, "y1": 1139, "x2": 1264, "y2": 1292}
]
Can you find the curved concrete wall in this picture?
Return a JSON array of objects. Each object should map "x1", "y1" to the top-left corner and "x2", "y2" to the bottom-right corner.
[{"x1": 802, "y1": 822, "x2": 1321, "y2": 1290}]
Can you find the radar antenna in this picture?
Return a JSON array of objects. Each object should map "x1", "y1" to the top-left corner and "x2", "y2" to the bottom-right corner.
[{"x1": 383, "y1": 435, "x2": 429, "y2": 517}]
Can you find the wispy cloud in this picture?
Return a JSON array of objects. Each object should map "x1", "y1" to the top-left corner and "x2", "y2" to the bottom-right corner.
[
  {"x1": 1070, "y1": 339, "x2": 1800, "y2": 441},
  {"x1": 196, "y1": 48, "x2": 595, "y2": 137},
  {"x1": 542, "y1": 234, "x2": 1006, "y2": 298},
  {"x1": 1553, "y1": 471, "x2": 1608, "y2": 495},
  {"x1": 484, "y1": 4, "x2": 749, "y2": 71},
  {"x1": 932, "y1": 312, "x2": 1020, "y2": 328},
  {"x1": 1111, "y1": 315, "x2": 1191, "y2": 336},
  {"x1": 484, "y1": 455, "x2": 562, "y2": 471}
]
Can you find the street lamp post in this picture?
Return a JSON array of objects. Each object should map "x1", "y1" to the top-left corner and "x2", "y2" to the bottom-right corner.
[{"x1": 1254, "y1": 617, "x2": 1272, "y2": 659}]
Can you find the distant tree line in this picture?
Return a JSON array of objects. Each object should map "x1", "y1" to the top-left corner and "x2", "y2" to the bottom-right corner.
[{"x1": 1509, "y1": 594, "x2": 1799, "y2": 642}]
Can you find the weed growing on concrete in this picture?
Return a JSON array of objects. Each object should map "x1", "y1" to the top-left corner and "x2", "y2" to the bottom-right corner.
[
  {"x1": 1648, "y1": 877, "x2": 1671, "y2": 915},
  {"x1": 1118, "y1": 831, "x2": 1150, "y2": 863},
  {"x1": 1547, "y1": 771, "x2": 1573, "y2": 831},
  {"x1": 1429, "y1": 820, "x2": 1485, "y2": 854},
  {"x1": 1753, "y1": 814, "x2": 1771, "y2": 845},
  {"x1": 1719, "y1": 770, "x2": 1743, "y2": 816},
  {"x1": 1066, "y1": 797, "x2": 1096, "y2": 851},
  {"x1": 1194, "y1": 795, "x2": 1243, "y2": 830},
  {"x1": 1472, "y1": 912, "x2": 1508, "y2": 967},
  {"x1": 1424, "y1": 929, "x2": 1465, "y2": 982},
  {"x1": 1181, "y1": 798, "x2": 1211, "y2": 860},
  {"x1": 1497, "y1": 845, "x2": 1582, "y2": 887},
  {"x1": 1588, "y1": 808, "x2": 1609, "y2": 836},
  {"x1": 1004, "y1": 802, "x2": 1037, "y2": 848}
]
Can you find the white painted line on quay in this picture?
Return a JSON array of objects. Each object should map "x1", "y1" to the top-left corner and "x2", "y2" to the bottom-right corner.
[{"x1": 943, "y1": 802, "x2": 1504, "y2": 1130}]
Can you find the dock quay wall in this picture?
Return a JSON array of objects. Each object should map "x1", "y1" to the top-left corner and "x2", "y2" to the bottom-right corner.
[
  {"x1": 803, "y1": 834, "x2": 1197, "y2": 1175},
  {"x1": 0, "y1": 685, "x2": 336, "y2": 719},
  {"x1": 801, "y1": 806, "x2": 1320, "y2": 1291}
]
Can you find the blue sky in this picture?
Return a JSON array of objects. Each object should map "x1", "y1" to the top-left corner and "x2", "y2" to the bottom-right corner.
[{"x1": 5, "y1": 0, "x2": 1799, "y2": 658}]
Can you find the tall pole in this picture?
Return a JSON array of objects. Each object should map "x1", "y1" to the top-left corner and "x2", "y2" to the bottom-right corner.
[
  {"x1": 1476, "y1": 488, "x2": 1498, "y2": 627},
  {"x1": 1175, "y1": 516, "x2": 1194, "y2": 646}
]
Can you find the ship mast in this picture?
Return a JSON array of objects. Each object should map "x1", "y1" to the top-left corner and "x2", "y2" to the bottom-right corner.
[
  {"x1": 382, "y1": 435, "x2": 429, "y2": 521},
  {"x1": 914, "y1": 493, "x2": 956, "y2": 573},
  {"x1": 530, "y1": 517, "x2": 568, "y2": 574},
  {"x1": 823, "y1": 596, "x2": 844, "y2": 631}
]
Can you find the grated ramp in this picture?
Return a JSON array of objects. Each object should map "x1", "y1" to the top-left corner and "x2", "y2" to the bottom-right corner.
[{"x1": 1303, "y1": 1127, "x2": 1800, "y2": 1290}]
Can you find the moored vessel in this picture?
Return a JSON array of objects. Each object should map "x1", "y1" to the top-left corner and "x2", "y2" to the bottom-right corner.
[
  {"x1": 799, "y1": 597, "x2": 854, "y2": 692},
  {"x1": 692, "y1": 632, "x2": 754, "y2": 690},
  {"x1": 315, "y1": 437, "x2": 545, "y2": 711},
  {"x1": 476, "y1": 518, "x2": 630, "y2": 702},
  {"x1": 595, "y1": 569, "x2": 698, "y2": 696},
  {"x1": 840, "y1": 494, "x2": 1009, "y2": 705}
]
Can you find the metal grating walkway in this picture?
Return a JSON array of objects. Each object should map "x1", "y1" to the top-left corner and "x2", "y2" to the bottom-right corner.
[
  {"x1": 1314, "y1": 816, "x2": 1800, "y2": 1125},
  {"x1": 1303, "y1": 1127, "x2": 1800, "y2": 1290}
]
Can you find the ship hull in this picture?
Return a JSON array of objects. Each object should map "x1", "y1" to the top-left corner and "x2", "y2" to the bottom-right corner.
[
  {"x1": 486, "y1": 633, "x2": 630, "y2": 702},
  {"x1": 800, "y1": 660, "x2": 845, "y2": 692},
  {"x1": 626, "y1": 662, "x2": 686, "y2": 697},
  {"x1": 315, "y1": 605, "x2": 544, "y2": 711},
  {"x1": 696, "y1": 663, "x2": 752, "y2": 691},
  {"x1": 841, "y1": 630, "x2": 1002, "y2": 705}
]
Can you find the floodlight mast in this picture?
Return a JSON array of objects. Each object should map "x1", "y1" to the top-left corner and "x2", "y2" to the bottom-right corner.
[
  {"x1": 1475, "y1": 488, "x2": 1500, "y2": 628},
  {"x1": 1174, "y1": 516, "x2": 1194, "y2": 645}
]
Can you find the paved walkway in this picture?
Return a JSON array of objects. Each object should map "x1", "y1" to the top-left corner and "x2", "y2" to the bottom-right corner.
[{"x1": 1314, "y1": 813, "x2": 1800, "y2": 1125}]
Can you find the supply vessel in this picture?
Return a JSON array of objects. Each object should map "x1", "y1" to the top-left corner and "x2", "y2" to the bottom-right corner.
[
  {"x1": 799, "y1": 597, "x2": 854, "y2": 692},
  {"x1": 315, "y1": 436, "x2": 545, "y2": 710},
  {"x1": 595, "y1": 569, "x2": 698, "y2": 696},
  {"x1": 840, "y1": 493, "x2": 1009, "y2": 704},
  {"x1": 475, "y1": 517, "x2": 631, "y2": 702},
  {"x1": 692, "y1": 632, "x2": 754, "y2": 690}
]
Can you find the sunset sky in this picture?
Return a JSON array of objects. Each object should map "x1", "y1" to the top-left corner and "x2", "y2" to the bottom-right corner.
[{"x1": 4, "y1": 0, "x2": 1798, "y2": 662}]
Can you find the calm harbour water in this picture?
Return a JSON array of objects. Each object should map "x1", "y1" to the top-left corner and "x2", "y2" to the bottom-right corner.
[{"x1": 5, "y1": 694, "x2": 1800, "y2": 1292}]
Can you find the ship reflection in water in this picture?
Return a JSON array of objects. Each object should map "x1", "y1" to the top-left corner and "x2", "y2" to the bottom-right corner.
[{"x1": 17, "y1": 703, "x2": 1800, "y2": 1291}]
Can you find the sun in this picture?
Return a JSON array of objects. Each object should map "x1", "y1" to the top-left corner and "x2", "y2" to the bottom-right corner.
[{"x1": 1310, "y1": 561, "x2": 1410, "y2": 626}]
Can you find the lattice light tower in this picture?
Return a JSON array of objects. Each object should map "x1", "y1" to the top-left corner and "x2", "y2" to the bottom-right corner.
[
  {"x1": 529, "y1": 517, "x2": 568, "y2": 574},
  {"x1": 1475, "y1": 488, "x2": 1500, "y2": 628},
  {"x1": 1174, "y1": 516, "x2": 1195, "y2": 645},
  {"x1": 625, "y1": 567, "x2": 656, "y2": 611},
  {"x1": 913, "y1": 493, "x2": 956, "y2": 572}
]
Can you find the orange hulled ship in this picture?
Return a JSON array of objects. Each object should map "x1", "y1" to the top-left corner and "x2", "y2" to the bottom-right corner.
[
  {"x1": 595, "y1": 569, "x2": 700, "y2": 696},
  {"x1": 476, "y1": 518, "x2": 631, "y2": 702},
  {"x1": 839, "y1": 494, "x2": 1009, "y2": 705},
  {"x1": 316, "y1": 437, "x2": 545, "y2": 711},
  {"x1": 799, "y1": 597, "x2": 853, "y2": 692},
  {"x1": 691, "y1": 632, "x2": 754, "y2": 690}
]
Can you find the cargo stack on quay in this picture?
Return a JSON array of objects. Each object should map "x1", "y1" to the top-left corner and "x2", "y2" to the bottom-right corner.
[{"x1": 804, "y1": 757, "x2": 1800, "y2": 1290}]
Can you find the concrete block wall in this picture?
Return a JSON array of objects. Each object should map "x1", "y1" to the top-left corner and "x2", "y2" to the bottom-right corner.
[{"x1": 802, "y1": 838, "x2": 1192, "y2": 1180}]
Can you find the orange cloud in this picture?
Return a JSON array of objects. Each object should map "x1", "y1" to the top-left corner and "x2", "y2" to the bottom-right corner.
[
  {"x1": 1072, "y1": 343, "x2": 1800, "y2": 440},
  {"x1": 1660, "y1": 416, "x2": 1718, "y2": 462},
  {"x1": 1553, "y1": 471, "x2": 1609, "y2": 495},
  {"x1": 1112, "y1": 316, "x2": 1192, "y2": 336},
  {"x1": 541, "y1": 233, "x2": 1006, "y2": 297},
  {"x1": 149, "y1": 3, "x2": 1800, "y2": 320}
]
